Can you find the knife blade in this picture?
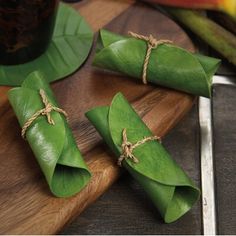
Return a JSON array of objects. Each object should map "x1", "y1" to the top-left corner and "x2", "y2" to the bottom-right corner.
[{"x1": 199, "y1": 75, "x2": 235, "y2": 235}]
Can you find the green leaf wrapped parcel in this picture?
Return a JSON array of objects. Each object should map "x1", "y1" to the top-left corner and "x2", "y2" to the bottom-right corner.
[
  {"x1": 86, "y1": 93, "x2": 200, "y2": 223},
  {"x1": 93, "y1": 29, "x2": 221, "y2": 97},
  {"x1": 8, "y1": 71, "x2": 91, "y2": 197}
]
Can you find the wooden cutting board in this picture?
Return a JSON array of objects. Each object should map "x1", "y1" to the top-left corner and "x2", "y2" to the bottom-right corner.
[{"x1": 0, "y1": 1, "x2": 196, "y2": 234}]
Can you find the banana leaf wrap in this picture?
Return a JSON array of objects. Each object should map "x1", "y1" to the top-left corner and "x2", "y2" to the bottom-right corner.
[
  {"x1": 8, "y1": 71, "x2": 91, "y2": 197},
  {"x1": 93, "y1": 29, "x2": 221, "y2": 97},
  {"x1": 86, "y1": 93, "x2": 200, "y2": 223}
]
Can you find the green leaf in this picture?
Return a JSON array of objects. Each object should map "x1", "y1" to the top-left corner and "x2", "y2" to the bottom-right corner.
[
  {"x1": 8, "y1": 71, "x2": 91, "y2": 197},
  {"x1": 93, "y1": 29, "x2": 221, "y2": 98},
  {"x1": 0, "y1": 3, "x2": 93, "y2": 86},
  {"x1": 86, "y1": 93, "x2": 200, "y2": 223}
]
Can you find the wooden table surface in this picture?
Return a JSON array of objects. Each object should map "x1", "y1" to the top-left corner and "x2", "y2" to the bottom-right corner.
[{"x1": 0, "y1": 0, "x2": 200, "y2": 234}]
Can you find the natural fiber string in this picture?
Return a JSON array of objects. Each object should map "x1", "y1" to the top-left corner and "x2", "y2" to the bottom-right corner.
[
  {"x1": 21, "y1": 89, "x2": 68, "y2": 139},
  {"x1": 118, "y1": 128, "x2": 161, "y2": 166},
  {"x1": 128, "y1": 31, "x2": 173, "y2": 84}
]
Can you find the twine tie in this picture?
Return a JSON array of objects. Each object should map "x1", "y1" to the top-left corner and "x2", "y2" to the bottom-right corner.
[
  {"x1": 21, "y1": 89, "x2": 68, "y2": 139},
  {"x1": 128, "y1": 31, "x2": 173, "y2": 84},
  {"x1": 118, "y1": 128, "x2": 160, "y2": 166}
]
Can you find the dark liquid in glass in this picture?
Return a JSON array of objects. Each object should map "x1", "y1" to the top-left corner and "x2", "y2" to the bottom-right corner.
[{"x1": 0, "y1": 0, "x2": 58, "y2": 65}]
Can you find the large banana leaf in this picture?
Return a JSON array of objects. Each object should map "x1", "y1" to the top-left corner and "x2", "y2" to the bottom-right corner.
[
  {"x1": 93, "y1": 29, "x2": 221, "y2": 98},
  {"x1": 0, "y1": 3, "x2": 93, "y2": 86},
  {"x1": 86, "y1": 93, "x2": 200, "y2": 223},
  {"x1": 8, "y1": 71, "x2": 91, "y2": 197}
]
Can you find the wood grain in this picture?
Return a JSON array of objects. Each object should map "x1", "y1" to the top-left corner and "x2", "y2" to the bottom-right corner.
[
  {"x1": 0, "y1": 1, "x2": 195, "y2": 234},
  {"x1": 77, "y1": 0, "x2": 135, "y2": 31},
  {"x1": 213, "y1": 85, "x2": 236, "y2": 235}
]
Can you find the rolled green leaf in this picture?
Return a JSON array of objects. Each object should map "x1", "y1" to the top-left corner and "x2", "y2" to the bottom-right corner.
[
  {"x1": 86, "y1": 93, "x2": 200, "y2": 223},
  {"x1": 8, "y1": 71, "x2": 91, "y2": 197},
  {"x1": 93, "y1": 29, "x2": 221, "y2": 97}
]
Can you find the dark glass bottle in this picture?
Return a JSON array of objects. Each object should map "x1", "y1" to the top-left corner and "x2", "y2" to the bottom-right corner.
[{"x1": 0, "y1": 0, "x2": 59, "y2": 65}]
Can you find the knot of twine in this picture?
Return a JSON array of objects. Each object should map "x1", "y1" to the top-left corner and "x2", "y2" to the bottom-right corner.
[
  {"x1": 118, "y1": 128, "x2": 161, "y2": 166},
  {"x1": 21, "y1": 89, "x2": 68, "y2": 139},
  {"x1": 128, "y1": 31, "x2": 173, "y2": 84}
]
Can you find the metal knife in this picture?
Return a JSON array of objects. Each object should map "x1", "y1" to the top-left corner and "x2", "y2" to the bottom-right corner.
[{"x1": 199, "y1": 75, "x2": 235, "y2": 235}]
